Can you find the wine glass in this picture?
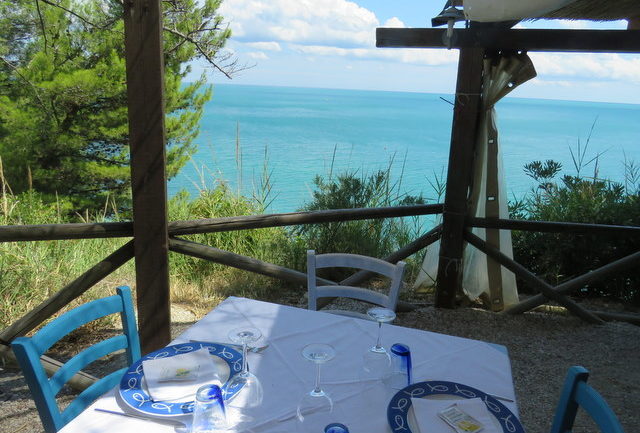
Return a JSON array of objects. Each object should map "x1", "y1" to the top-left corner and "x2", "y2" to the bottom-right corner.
[
  {"x1": 362, "y1": 307, "x2": 396, "y2": 381},
  {"x1": 296, "y1": 343, "x2": 336, "y2": 431},
  {"x1": 226, "y1": 327, "x2": 264, "y2": 408}
]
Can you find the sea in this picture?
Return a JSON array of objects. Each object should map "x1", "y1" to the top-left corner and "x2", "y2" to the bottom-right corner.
[{"x1": 168, "y1": 84, "x2": 640, "y2": 214}]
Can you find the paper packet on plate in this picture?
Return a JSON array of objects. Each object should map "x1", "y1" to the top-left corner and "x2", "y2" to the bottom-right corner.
[{"x1": 438, "y1": 404, "x2": 484, "y2": 433}]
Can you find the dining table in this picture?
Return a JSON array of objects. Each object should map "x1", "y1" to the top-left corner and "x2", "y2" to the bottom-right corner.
[{"x1": 59, "y1": 296, "x2": 521, "y2": 433}]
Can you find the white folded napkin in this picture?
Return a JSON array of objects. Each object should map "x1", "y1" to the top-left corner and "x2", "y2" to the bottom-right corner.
[
  {"x1": 142, "y1": 348, "x2": 221, "y2": 401},
  {"x1": 411, "y1": 397, "x2": 499, "y2": 433}
]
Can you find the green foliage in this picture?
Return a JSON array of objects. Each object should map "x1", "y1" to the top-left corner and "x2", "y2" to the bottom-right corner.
[
  {"x1": 0, "y1": 0, "x2": 230, "y2": 212},
  {"x1": 511, "y1": 158, "x2": 640, "y2": 304},
  {"x1": 0, "y1": 188, "x2": 134, "y2": 328},
  {"x1": 293, "y1": 168, "x2": 426, "y2": 278},
  {"x1": 167, "y1": 185, "x2": 299, "y2": 299}
]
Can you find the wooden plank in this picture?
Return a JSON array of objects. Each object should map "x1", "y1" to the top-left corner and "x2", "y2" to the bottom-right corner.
[
  {"x1": 1, "y1": 345, "x2": 97, "y2": 392},
  {"x1": 464, "y1": 231, "x2": 604, "y2": 324},
  {"x1": 168, "y1": 237, "x2": 417, "y2": 313},
  {"x1": 169, "y1": 236, "x2": 333, "y2": 286},
  {"x1": 435, "y1": 47, "x2": 485, "y2": 308},
  {"x1": 0, "y1": 204, "x2": 443, "y2": 242},
  {"x1": 0, "y1": 222, "x2": 133, "y2": 242},
  {"x1": 506, "y1": 250, "x2": 640, "y2": 315},
  {"x1": 468, "y1": 217, "x2": 640, "y2": 236},
  {"x1": 377, "y1": 28, "x2": 640, "y2": 53},
  {"x1": 0, "y1": 241, "x2": 135, "y2": 344},
  {"x1": 123, "y1": 0, "x2": 171, "y2": 354},
  {"x1": 168, "y1": 204, "x2": 444, "y2": 236}
]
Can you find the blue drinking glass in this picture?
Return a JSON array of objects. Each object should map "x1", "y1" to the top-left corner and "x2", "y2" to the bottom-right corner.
[{"x1": 191, "y1": 384, "x2": 226, "y2": 432}]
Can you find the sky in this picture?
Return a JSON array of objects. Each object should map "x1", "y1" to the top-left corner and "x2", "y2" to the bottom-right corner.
[{"x1": 187, "y1": 0, "x2": 640, "y2": 104}]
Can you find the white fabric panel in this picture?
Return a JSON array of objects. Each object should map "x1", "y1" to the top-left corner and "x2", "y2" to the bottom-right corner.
[
  {"x1": 462, "y1": 0, "x2": 576, "y2": 22},
  {"x1": 59, "y1": 297, "x2": 518, "y2": 433},
  {"x1": 415, "y1": 53, "x2": 536, "y2": 309}
]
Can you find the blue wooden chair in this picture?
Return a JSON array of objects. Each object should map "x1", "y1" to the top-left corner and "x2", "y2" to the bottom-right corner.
[
  {"x1": 11, "y1": 286, "x2": 141, "y2": 433},
  {"x1": 307, "y1": 250, "x2": 406, "y2": 320},
  {"x1": 550, "y1": 366, "x2": 625, "y2": 433}
]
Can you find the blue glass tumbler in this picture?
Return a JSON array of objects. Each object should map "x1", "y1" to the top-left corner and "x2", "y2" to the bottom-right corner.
[
  {"x1": 389, "y1": 343, "x2": 412, "y2": 389},
  {"x1": 191, "y1": 384, "x2": 227, "y2": 432},
  {"x1": 325, "y1": 423, "x2": 349, "y2": 433}
]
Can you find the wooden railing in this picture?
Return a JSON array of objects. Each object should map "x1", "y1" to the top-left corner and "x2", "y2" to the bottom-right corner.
[
  {"x1": 2, "y1": 202, "x2": 640, "y2": 389},
  {"x1": 0, "y1": 203, "x2": 443, "y2": 345}
]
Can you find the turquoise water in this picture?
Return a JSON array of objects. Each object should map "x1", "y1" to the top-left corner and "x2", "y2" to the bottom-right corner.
[{"x1": 168, "y1": 84, "x2": 640, "y2": 213}]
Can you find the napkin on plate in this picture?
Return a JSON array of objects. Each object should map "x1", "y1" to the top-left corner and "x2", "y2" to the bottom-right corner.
[
  {"x1": 142, "y1": 348, "x2": 221, "y2": 401},
  {"x1": 411, "y1": 397, "x2": 500, "y2": 433}
]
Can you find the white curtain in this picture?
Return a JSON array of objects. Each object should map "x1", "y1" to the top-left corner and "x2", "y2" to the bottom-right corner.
[{"x1": 414, "y1": 52, "x2": 536, "y2": 310}]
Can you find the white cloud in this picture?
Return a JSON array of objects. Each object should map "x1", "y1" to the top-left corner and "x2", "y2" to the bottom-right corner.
[
  {"x1": 530, "y1": 53, "x2": 640, "y2": 83},
  {"x1": 383, "y1": 17, "x2": 405, "y2": 28},
  {"x1": 292, "y1": 44, "x2": 457, "y2": 66},
  {"x1": 247, "y1": 52, "x2": 269, "y2": 60},
  {"x1": 245, "y1": 42, "x2": 282, "y2": 51},
  {"x1": 220, "y1": 0, "x2": 378, "y2": 48}
]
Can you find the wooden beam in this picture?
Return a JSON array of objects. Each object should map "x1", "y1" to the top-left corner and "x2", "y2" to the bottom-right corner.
[
  {"x1": 168, "y1": 237, "x2": 417, "y2": 313},
  {"x1": 1, "y1": 345, "x2": 97, "y2": 391},
  {"x1": 0, "y1": 241, "x2": 134, "y2": 344},
  {"x1": 168, "y1": 204, "x2": 444, "y2": 236},
  {"x1": 377, "y1": 28, "x2": 640, "y2": 53},
  {"x1": 506, "y1": 250, "x2": 640, "y2": 315},
  {"x1": 123, "y1": 0, "x2": 171, "y2": 354},
  {"x1": 464, "y1": 231, "x2": 604, "y2": 324},
  {"x1": 435, "y1": 47, "x2": 485, "y2": 308},
  {"x1": 0, "y1": 204, "x2": 443, "y2": 242},
  {"x1": 468, "y1": 217, "x2": 640, "y2": 236}
]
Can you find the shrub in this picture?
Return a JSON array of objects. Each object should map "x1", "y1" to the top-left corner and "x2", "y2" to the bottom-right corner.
[
  {"x1": 293, "y1": 168, "x2": 426, "y2": 280},
  {"x1": 511, "y1": 159, "x2": 640, "y2": 305}
]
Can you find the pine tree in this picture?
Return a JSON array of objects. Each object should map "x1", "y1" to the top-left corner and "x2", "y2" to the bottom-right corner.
[{"x1": 0, "y1": 0, "x2": 233, "y2": 211}]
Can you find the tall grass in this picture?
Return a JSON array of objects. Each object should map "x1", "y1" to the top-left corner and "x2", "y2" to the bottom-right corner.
[
  {"x1": 0, "y1": 190, "x2": 135, "y2": 329},
  {"x1": 1, "y1": 153, "x2": 432, "y2": 329}
]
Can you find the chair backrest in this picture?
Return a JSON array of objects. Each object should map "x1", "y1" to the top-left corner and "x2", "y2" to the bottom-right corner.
[
  {"x1": 550, "y1": 366, "x2": 625, "y2": 433},
  {"x1": 11, "y1": 286, "x2": 141, "y2": 433},
  {"x1": 307, "y1": 250, "x2": 406, "y2": 318}
]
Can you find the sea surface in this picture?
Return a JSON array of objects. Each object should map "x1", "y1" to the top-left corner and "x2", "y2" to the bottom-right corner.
[{"x1": 168, "y1": 84, "x2": 640, "y2": 213}]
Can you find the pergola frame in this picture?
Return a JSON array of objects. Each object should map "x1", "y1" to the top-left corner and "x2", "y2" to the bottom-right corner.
[
  {"x1": 377, "y1": 26, "x2": 640, "y2": 308},
  {"x1": 2, "y1": 4, "x2": 640, "y2": 355}
]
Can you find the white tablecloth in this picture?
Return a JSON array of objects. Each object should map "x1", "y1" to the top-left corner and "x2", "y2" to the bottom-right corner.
[{"x1": 59, "y1": 297, "x2": 518, "y2": 433}]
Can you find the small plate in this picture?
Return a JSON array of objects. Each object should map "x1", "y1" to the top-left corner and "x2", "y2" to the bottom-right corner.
[
  {"x1": 387, "y1": 381, "x2": 525, "y2": 433},
  {"x1": 119, "y1": 342, "x2": 244, "y2": 417}
]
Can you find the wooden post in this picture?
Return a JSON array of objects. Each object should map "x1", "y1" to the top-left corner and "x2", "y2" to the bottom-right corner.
[
  {"x1": 123, "y1": 0, "x2": 171, "y2": 353},
  {"x1": 435, "y1": 47, "x2": 485, "y2": 308}
]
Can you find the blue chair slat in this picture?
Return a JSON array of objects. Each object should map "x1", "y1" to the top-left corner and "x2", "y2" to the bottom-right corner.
[
  {"x1": 60, "y1": 367, "x2": 129, "y2": 426},
  {"x1": 10, "y1": 286, "x2": 140, "y2": 433},
  {"x1": 550, "y1": 366, "x2": 625, "y2": 433},
  {"x1": 49, "y1": 335, "x2": 129, "y2": 395},
  {"x1": 29, "y1": 296, "x2": 124, "y2": 355}
]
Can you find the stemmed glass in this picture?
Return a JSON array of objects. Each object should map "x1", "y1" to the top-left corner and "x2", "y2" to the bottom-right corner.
[
  {"x1": 226, "y1": 327, "x2": 264, "y2": 408},
  {"x1": 362, "y1": 307, "x2": 396, "y2": 381},
  {"x1": 296, "y1": 343, "x2": 336, "y2": 431}
]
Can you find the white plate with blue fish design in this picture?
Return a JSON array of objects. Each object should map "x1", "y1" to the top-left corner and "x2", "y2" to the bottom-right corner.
[
  {"x1": 119, "y1": 342, "x2": 244, "y2": 417},
  {"x1": 387, "y1": 381, "x2": 525, "y2": 433}
]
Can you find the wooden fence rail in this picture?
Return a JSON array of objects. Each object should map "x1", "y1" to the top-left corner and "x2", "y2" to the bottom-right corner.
[
  {"x1": 469, "y1": 217, "x2": 640, "y2": 236},
  {"x1": 168, "y1": 236, "x2": 421, "y2": 313},
  {"x1": 0, "y1": 204, "x2": 444, "y2": 242},
  {"x1": 505, "y1": 250, "x2": 640, "y2": 315},
  {"x1": 0, "y1": 241, "x2": 135, "y2": 345},
  {"x1": 463, "y1": 231, "x2": 604, "y2": 324}
]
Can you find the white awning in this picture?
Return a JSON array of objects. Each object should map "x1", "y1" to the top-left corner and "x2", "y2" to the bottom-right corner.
[{"x1": 462, "y1": 0, "x2": 577, "y2": 22}]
